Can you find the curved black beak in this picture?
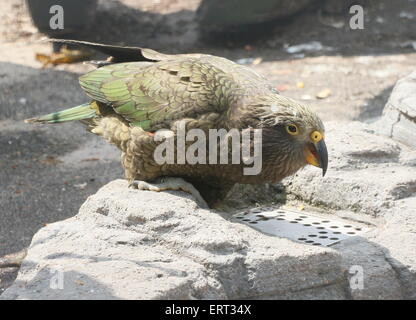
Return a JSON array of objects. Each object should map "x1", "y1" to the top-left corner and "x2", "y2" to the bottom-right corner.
[{"x1": 315, "y1": 139, "x2": 328, "y2": 176}]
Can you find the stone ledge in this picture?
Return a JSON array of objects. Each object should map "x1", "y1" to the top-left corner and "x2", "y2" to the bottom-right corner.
[
  {"x1": 376, "y1": 71, "x2": 416, "y2": 149},
  {"x1": 1, "y1": 180, "x2": 345, "y2": 300}
]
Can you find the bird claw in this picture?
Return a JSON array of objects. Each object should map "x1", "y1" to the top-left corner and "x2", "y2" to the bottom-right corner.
[
  {"x1": 129, "y1": 180, "x2": 162, "y2": 192},
  {"x1": 129, "y1": 177, "x2": 209, "y2": 209}
]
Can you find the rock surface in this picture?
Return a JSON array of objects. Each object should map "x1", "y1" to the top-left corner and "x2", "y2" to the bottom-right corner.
[
  {"x1": 197, "y1": 0, "x2": 314, "y2": 33},
  {"x1": 376, "y1": 71, "x2": 416, "y2": 149},
  {"x1": 1, "y1": 180, "x2": 345, "y2": 300},
  {"x1": 285, "y1": 121, "x2": 416, "y2": 217},
  {"x1": 284, "y1": 120, "x2": 416, "y2": 299},
  {"x1": 0, "y1": 249, "x2": 26, "y2": 295}
]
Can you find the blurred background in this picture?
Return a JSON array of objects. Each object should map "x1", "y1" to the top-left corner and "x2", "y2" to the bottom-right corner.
[{"x1": 0, "y1": 0, "x2": 415, "y2": 290}]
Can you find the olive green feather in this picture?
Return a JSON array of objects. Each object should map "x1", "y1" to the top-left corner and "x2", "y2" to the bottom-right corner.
[
  {"x1": 27, "y1": 40, "x2": 274, "y2": 132},
  {"x1": 24, "y1": 103, "x2": 97, "y2": 124}
]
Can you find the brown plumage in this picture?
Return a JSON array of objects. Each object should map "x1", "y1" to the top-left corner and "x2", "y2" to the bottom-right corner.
[{"x1": 26, "y1": 40, "x2": 328, "y2": 208}]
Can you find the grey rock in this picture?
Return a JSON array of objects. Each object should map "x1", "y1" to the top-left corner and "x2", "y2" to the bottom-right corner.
[
  {"x1": 284, "y1": 121, "x2": 416, "y2": 216},
  {"x1": 1, "y1": 180, "x2": 345, "y2": 300},
  {"x1": 376, "y1": 71, "x2": 416, "y2": 149},
  {"x1": 3, "y1": 177, "x2": 414, "y2": 299},
  {"x1": 26, "y1": 0, "x2": 98, "y2": 37},
  {"x1": 334, "y1": 237, "x2": 403, "y2": 299},
  {"x1": 284, "y1": 120, "x2": 416, "y2": 299},
  {"x1": 321, "y1": 0, "x2": 355, "y2": 15},
  {"x1": 197, "y1": 0, "x2": 314, "y2": 32},
  {"x1": 0, "y1": 267, "x2": 20, "y2": 295},
  {"x1": 0, "y1": 249, "x2": 26, "y2": 295},
  {"x1": 373, "y1": 197, "x2": 416, "y2": 299}
]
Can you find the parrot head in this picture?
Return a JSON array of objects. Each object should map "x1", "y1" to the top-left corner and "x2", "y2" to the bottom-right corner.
[{"x1": 255, "y1": 94, "x2": 328, "y2": 177}]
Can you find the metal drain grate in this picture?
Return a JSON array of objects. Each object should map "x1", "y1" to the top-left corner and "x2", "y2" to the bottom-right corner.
[{"x1": 233, "y1": 207, "x2": 370, "y2": 247}]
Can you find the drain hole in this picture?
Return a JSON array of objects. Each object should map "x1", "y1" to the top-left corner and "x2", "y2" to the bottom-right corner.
[
  {"x1": 319, "y1": 236, "x2": 328, "y2": 239},
  {"x1": 295, "y1": 218, "x2": 303, "y2": 221},
  {"x1": 355, "y1": 228, "x2": 362, "y2": 231},
  {"x1": 319, "y1": 231, "x2": 328, "y2": 234},
  {"x1": 317, "y1": 227, "x2": 325, "y2": 229},
  {"x1": 344, "y1": 225, "x2": 352, "y2": 228},
  {"x1": 276, "y1": 218, "x2": 284, "y2": 220},
  {"x1": 321, "y1": 220, "x2": 330, "y2": 223},
  {"x1": 330, "y1": 226, "x2": 339, "y2": 228},
  {"x1": 290, "y1": 221, "x2": 298, "y2": 224},
  {"x1": 300, "y1": 216, "x2": 308, "y2": 218},
  {"x1": 333, "y1": 231, "x2": 341, "y2": 234},
  {"x1": 330, "y1": 237, "x2": 339, "y2": 240},
  {"x1": 242, "y1": 219, "x2": 251, "y2": 222},
  {"x1": 303, "y1": 224, "x2": 312, "y2": 226},
  {"x1": 347, "y1": 232, "x2": 355, "y2": 234},
  {"x1": 249, "y1": 221, "x2": 258, "y2": 224},
  {"x1": 256, "y1": 214, "x2": 265, "y2": 217},
  {"x1": 308, "y1": 235, "x2": 317, "y2": 237},
  {"x1": 312, "y1": 243, "x2": 322, "y2": 246},
  {"x1": 298, "y1": 238, "x2": 307, "y2": 241},
  {"x1": 305, "y1": 240, "x2": 314, "y2": 243},
  {"x1": 312, "y1": 222, "x2": 320, "y2": 225}
]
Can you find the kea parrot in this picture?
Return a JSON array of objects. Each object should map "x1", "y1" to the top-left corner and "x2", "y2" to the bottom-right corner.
[{"x1": 26, "y1": 40, "x2": 328, "y2": 208}]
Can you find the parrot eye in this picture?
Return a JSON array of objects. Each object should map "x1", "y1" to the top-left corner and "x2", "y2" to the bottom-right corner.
[
  {"x1": 310, "y1": 131, "x2": 323, "y2": 142},
  {"x1": 286, "y1": 124, "x2": 299, "y2": 135}
]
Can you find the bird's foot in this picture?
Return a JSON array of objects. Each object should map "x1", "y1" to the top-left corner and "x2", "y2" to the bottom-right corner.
[{"x1": 129, "y1": 177, "x2": 209, "y2": 209}]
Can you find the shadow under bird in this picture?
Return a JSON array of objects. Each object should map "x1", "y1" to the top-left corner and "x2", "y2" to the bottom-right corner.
[{"x1": 26, "y1": 39, "x2": 328, "y2": 208}]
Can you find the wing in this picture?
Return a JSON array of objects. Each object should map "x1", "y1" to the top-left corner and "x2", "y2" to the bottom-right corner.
[
  {"x1": 79, "y1": 58, "x2": 234, "y2": 131},
  {"x1": 49, "y1": 38, "x2": 204, "y2": 63}
]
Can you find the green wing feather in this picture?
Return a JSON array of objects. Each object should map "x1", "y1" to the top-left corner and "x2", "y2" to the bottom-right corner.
[
  {"x1": 24, "y1": 102, "x2": 97, "y2": 124},
  {"x1": 79, "y1": 58, "x2": 229, "y2": 131},
  {"x1": 26, "y1": 41, "x2": 275, "y2": 130}
]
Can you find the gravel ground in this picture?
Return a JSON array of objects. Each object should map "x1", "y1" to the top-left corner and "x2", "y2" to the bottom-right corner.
[{"x1": 0, "y1": 0, "x2": 416, "y2": 259}]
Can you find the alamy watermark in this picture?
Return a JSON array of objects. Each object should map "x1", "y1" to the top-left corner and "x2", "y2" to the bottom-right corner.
[
  {"x1": 50, "y1": 267, "x2": 64, "y2": 290},
  {"x1": 349, "y1": 265, "x2": 364, "y2": 290},
  {"x1": 153, "y1": 121, "x2": 263, "y2": 176},
  {"x1": 48, "y1": 4, "x2": 366, "y2": 32},
  {"x1": 349, "y1": 5, "x2": 364, "y2": 30},
  {"x1": 49, "y1": 5, "x2": 64, "y2": 30}
]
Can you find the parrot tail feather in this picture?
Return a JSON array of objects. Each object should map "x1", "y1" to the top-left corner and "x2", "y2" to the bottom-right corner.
[{"x1": 24, "y1": 102, "x2": 97, "y2": 124}]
